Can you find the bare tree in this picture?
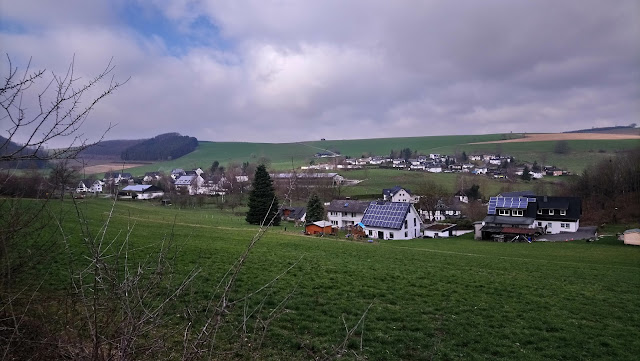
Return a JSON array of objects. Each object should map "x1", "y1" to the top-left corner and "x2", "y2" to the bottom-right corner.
[{"x1": 1, "y1": 54, "x2": 127, "y2": 162}]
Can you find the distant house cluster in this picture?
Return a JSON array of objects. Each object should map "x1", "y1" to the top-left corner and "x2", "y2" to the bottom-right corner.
[
  {"x1": 303, "y1": 152, "x2": 570, "y2": 180},
  {"x1": 74, "y1": 166, "x2": 251, "y2": 200}
]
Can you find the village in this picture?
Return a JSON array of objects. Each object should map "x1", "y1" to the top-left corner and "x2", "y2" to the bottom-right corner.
[
  {"x1": 73, "y1": 159, "x2": 589, "y2": 243},
  {"x1": 306, "y1": 151, "x2": 570, "y2": 179}
]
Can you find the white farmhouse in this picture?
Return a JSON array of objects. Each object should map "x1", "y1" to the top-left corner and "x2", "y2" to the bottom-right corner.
[
  {"x1": 383, "y1": 186, "x2": 419, "y2": 203},
  {"x1": 327, "y1": 200, "x2": 370, "y2": 228}
]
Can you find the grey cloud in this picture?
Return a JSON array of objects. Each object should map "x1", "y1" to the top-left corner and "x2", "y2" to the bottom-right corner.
[{"x1": 0, "y1": 0, "x2": 638, "y2": 145}]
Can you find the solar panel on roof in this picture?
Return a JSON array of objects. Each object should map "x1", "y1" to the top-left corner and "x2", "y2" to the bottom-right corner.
[{"x1": 361, "y1": 202, "x2": 410, "y2": 229}]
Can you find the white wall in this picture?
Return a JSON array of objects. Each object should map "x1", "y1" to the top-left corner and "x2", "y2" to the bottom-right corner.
[{"x1": 535, "y1": 219, "x2": 579, "y2": 234}]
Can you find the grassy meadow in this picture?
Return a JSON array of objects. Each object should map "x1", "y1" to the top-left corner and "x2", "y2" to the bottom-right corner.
[{"x1": 21, "y1": 197, "x2": 640, "y2": 360}]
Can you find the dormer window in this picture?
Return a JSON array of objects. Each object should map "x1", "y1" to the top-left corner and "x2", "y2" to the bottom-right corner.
[
  {"x1": 512, "y1": 210, "x2": 524, "y2": 216},
  {"x1": 537, "y1": 209, "x2": 542, "y2": 215},
  {"x1": 549, "y1": 209, "x2": 554, "y2": 215},
  {"x1": 560, "y1": 210, "x2": 566, "y2": 216},
  {"x1": 498, "y1": 209, "x2": 510, "y2": 216}
]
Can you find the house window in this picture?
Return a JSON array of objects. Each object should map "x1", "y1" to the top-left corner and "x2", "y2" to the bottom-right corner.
[
  {"x1": 351, "y1": 212, "x2": 356, "y2": 217},
  {"x1": 404, "y1": 220, "x2": 407, "y2": 228},
  {"x1": 369, "y1": 230, "x2": 373, "y2": 236},
  {"x1": 560, "y1": 210, "x2": 566, "y2": 216},
  {"x1": 512, "y1": 210, "x2": 524, "y2": 217},
  {"x1": 389, "y1": 232, "x2": 394, "y2": 239},
  {"x1": 414, "y1": 218, "x2": 417, "y2": 226},
  {"x1": 498, "y1": 209, "x2": 510, "y2": 216},
  {"x1": 537, "y1": 209, "x2": 542, "y2": 215},
  {"x1": 537, "y1": 222, "x2": 542, "y2": 226},
  {"x1": 405, "y1": 231, "x2": 408, "y2": 237},
  {"x1": 561, "y1": 223, "x2": 569, "y2": 229},
  {"x1": 549, "y1": 209, "x2": 554, "y2": 215}
]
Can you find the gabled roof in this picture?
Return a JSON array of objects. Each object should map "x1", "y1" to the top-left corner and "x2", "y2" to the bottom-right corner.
[
  {"x1": 326, "y1": 200, "x2": 370, "y2": 213},
  {"x1": 175, "y1": 175, "x2": 196, "y2": 185},
  {"x1": 121, "y1": 185, "x2": 163, "y2": 192},
  {"x1": 361, "y1": 201, "x2": 412, "y2": 230},
  {"x1": 280, "y1": 206, "x2": 306, "y2": 220},
  {"x1": 311, "y1": 221, "x2": 333, "y2": 228},
  {"x1": 535, "y1": 196, "x2": 582, "y2": 220},
  {"x1": 383, "y1": 186, "x2": 412, "y2": 198}
]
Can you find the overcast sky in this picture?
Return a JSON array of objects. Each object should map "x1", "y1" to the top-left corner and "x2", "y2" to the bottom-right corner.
[{"x1": 1, "y1": 0, "x2": 639, "y2": 146}]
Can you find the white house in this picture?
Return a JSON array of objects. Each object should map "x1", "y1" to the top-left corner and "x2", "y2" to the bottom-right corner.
[
  {"x1": 175, "y1": 174, "x2": 205, "y2": 195},
  {"x1": 426, "y1": 165, "x2": 443, "y2": 173},
  {"x1": 534, "y1": 196, "x2": 582, "y2": 234},
  {"x1": 429, "y1": 153, "x2": 441, "y2": 159},
  {"x1": 76, "y1": 179, "x2": 104, "y2": 193},
  {"x1": 360, "y1": 201, "x2": 422, "y2": 240},
  {"x1": 327, "y1": 200, "x2": 370, "y2": 228},
  {"x1": 423, "y1": 223, "x2": 457, "y2": 238},
  {"x1": 383, "y1": 186, "x2": 419, "y2": 203},
  {"x1": 473, "y1": 167, "x2": 488, "y2": 175}
]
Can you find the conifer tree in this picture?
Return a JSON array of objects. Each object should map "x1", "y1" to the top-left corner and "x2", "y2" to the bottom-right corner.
[
  {"x1": 246, "y1": 164, "x2": 280, "y2": 225},
  {"x1": 306, "y1": 193, "x2": 325, "y2": 224}
]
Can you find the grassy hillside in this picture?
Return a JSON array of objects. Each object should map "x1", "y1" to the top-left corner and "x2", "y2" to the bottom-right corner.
[
  {"x1": 438, "y1": 139, "x2": 640, "y2": 173},
  {"x1": 120, "y1": 134, "x2": 638, "y2": 177},
  {"x1": 122, "y1": 134, "x2": 514, "y2": 175},
  {"x1": 17, "y1": 198, "x2": 640, "y2": 360}
]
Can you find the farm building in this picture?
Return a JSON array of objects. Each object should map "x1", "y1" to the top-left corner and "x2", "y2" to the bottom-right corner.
[
  {"x1": 360, "y1": 201, "x2": 422, "y2": 240},
  {"x1": 423, "y1": 223, "x2": 457, "y2": 238},
  {"x1": 280, "y1": 206, "x2": 306, "y2": 224},
  {"x1": 119, "y1": 185, "x2": 165, "y2": 200},
  {"x1": 305, "y1": 221, "x2": 337, "y2": 235}
]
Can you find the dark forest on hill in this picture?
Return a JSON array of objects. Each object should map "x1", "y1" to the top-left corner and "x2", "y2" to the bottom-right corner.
[
  {"x1": 120, "y1": 133, "x2": 198, "y2": 161},
  {"x1": 0, "y1": 136, "x2": 49, "y2": 169}
]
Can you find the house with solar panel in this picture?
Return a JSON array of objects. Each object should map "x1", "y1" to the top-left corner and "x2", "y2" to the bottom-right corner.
[
  {"x1": 479, "y1": 194, "x2": 582, "y2": 240},
  {"x1": 359, "y1": 201, "x2": 422, "y2": 240},
  {"x1": 327, "y1": 200, "x2": 370, "y2": 228}
]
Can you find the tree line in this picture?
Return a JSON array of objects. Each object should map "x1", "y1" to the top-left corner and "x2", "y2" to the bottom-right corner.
[
  {"x1": 120, "y1": 133, "x2": 198, "y2": 161},
  {"x1": 569, "y1": 148, "x2": 640, "y2": 223}
]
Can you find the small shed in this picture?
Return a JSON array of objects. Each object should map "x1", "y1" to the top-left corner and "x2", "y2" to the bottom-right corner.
[
  {"x1": 622, "y1": 229, "x2": 640, "y2": 246},
  {"x1": 423, "y1": 223, "x2": 456, "y2": 238},
  {"x1": 305, "y1": 221, "x2": 336, "y2": 235}
]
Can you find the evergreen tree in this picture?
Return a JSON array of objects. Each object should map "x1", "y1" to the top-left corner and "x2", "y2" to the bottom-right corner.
[
  {"x1": 306, "y1": 193, "x2": 325, "y2": 224},
  {"x1": 521, "y1": 166, "x2": 532, "y2": 181},
  {"x1": 246, "y1": 165, "x2": 280, "y2": 225}
]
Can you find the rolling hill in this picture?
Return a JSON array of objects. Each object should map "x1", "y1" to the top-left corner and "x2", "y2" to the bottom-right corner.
[{"x1": 117, "y1": 132, "x2": 639, "y2": 176}]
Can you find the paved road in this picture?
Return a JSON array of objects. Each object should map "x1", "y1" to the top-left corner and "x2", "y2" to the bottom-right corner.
[{"x1": 536, "y1": 226, "x2": 598, "y2": 242}]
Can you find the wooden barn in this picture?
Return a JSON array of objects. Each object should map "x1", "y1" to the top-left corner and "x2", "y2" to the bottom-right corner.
[{"x1": 305, "y1": 221, "x2": 337, "y2": 235}]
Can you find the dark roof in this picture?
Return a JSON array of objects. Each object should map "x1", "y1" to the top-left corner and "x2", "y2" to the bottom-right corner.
[
  {"x1": 280, "y1": 206, "x2": 306, "y2": 220},
  {"x1": 535, "y1": 196, "x2": 582, "y2": 221},
  {"x1": 483, "y1": 215, "x2": 535, "y2": 226},
  {"x1": 80, "y1": 178, "x2": 95, "y2": 186},
  {"x1": 144, "y1": 172, "x2": 160, "y2": 177},
  {"x1": 361, "y1": 201, "x2": 411, "y2": 230},
  {"x1": 498, "y1": 190, "x2": 536, "y2": 197},
  {"x1": 383, "y1": 186, "x2": 412, "y2": 198},
  {"x1": 326, "y1": 200, "x2": 370, "y2": 213},
  {"x1": 185, "y1": 170, "x2": 198, "y2": 176}
]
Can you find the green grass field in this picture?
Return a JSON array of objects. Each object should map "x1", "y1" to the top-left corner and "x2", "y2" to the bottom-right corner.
[
  {"x1": 119, "y1": 134, "x2": 639, "y2": 179},
  {"x1": 18, "y1": 198, "x2": 640, "y2": 360}
]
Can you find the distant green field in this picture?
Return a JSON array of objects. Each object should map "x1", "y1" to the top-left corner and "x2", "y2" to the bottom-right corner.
[
  {"x1": 438, "y1": 139, "x2": 640, "y2": 173},
  {"x1": 337, "y1": 168, "x2": 567, "y2": 199},
  {"x1": 121, "y1": 134, "x2": 638, "y2": 176},
  {"x1": 18, "y1": 198, "x2": 640, "y2": 360}
]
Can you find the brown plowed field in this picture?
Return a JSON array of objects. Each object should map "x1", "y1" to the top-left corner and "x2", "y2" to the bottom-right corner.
[{"x1": 470, "y1": 133, "x2": 640, "y2": 144}]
